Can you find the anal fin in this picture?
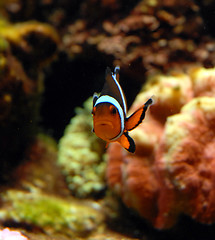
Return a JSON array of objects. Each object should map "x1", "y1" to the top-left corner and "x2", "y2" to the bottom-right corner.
[{"x1": 118, "y1": 132, "x2": 135, "y2": 153}]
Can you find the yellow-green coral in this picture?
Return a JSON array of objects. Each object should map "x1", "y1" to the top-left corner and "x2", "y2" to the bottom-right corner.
[
  {"x1": 0, "y1": 18, "x2": 59, "y2": 66},
  {"x1": 58, "y1": 97, "x2": 106, "y2": 198},
  {"x1": 134, "y1": 72, "x2": 193, "y2": 118},
  {"x1": 0, "y1": 19, "x2": 58, "y2": 42},
  {"x1": 189, "y1": 67, "x2": 215, "y2": 97},
  {"x1": 0, "y1": 189, "x2": 104, "y2": 237},
  {"x1": 127, "y1": 72, "x2": 194, "y2": 151}
]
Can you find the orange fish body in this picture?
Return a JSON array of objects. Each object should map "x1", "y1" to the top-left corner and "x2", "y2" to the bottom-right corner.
[{"x1": 92, "y1": 66, "x2": 153, "y2": 153}]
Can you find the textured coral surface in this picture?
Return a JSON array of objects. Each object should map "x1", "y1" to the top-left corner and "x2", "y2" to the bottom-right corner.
[
  {"x1": 156, "y1": 97, "x2": 215, "y2": 228},
  {"x1": 62, "y1": 0, "x2": 215, "y2": 78},
  {"x1": 58, "y1": 97, "x2": 106, "y2": 198},
  {"x1": 107, "y1": 67, "x2": 215, "y2": 229}
]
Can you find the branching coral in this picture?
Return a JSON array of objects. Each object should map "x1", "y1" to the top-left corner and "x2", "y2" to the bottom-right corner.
[
  {"x1": 58, "y1": 97, "x2": 106, "y2": 198},
  {"x1": 107, "y1": 67, "x2": 215, "y2": 229}
]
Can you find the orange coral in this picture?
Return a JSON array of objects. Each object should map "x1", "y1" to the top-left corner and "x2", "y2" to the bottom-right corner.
[{"x1": 106, "y1": 68, "x2": 215, "y2": 229}]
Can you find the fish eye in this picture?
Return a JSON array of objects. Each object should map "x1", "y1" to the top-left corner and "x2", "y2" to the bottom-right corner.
[{"x1": 110, "y1": 105, "x2": 117, "y2": 115}]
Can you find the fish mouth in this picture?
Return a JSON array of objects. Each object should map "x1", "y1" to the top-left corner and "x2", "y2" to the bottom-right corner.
[{"x1": 95, "y1": 120, "x2": 114, "y2": 128}]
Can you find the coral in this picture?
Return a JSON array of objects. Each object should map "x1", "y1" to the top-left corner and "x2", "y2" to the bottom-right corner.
[
  {"x1": 62, "y1": 0, "x2": 215, "y2": 77},
  {"x1": 106, "y1": 67, "x2": 215, "y2": 229},
  {"x1": 0, "y1": 189, "x2": 104, "y2": 237},
  {"x1": 0, "y1": 130, "x2": 142, "y2": 240},
  {"x1": 0, "y1": 0, "x2": 80, "y2": 28},
  {"x1": 0, "y1": 134, "x2": 134, "y2": 240},
  {"x1": 0, "y1": 18, "x2": 59, "y2": 180},
  {"x1": 13, "y1": 134, "x2": 69, "y2": 197},
  {"x1": 107, "y1": 143, "x2": 159, "y2": 223},
  {"x1": 0, "y1": 18, "x2": 59, "y2": 69},
  {"x1": 190, "y1": 67, "x2": 215, "y2": 97},
  {"x1": 156, "y1": 97, "x2": 215, "y2": 228},
  {"x1": 0, "y1": 228, "x2": 28, "y2": 240},
  {"x1": 58, "y1": 97, "x2": 106, "y2": 198},
  {"x1": 134, "y1": 72, "x2": 193, "y2": 121}
]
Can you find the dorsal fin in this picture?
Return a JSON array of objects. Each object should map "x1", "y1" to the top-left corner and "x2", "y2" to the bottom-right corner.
[{"x1": 100, "y1": 67, "x2": 127, "y2": 114}]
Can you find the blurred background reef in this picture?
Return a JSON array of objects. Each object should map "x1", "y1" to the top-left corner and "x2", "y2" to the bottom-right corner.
[{"x1": 1, "y1": 0, "x2": 215, "y2": 239}]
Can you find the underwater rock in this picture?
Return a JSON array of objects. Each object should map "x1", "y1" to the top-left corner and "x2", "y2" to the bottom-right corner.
[
  {"x1": 0, "y1": 189, "x2": 104, "y2": 237},
  {"x1": 107, "y1": 67, "x2": 215, "y2": 229},
  {"x1": 58, "y1": 97, "x2": 106, "y2": 198},
  {"x1": 0, "y1": 18, "x2": 59, "y2": 181}
]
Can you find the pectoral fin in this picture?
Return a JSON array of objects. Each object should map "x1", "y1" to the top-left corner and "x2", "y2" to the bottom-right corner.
[
  {"x1": 118, "y1": 132, "x2": 135, "y2": 153},
  {"x1": 125, "y1": 98, "x2": 153, "y2": 131}
]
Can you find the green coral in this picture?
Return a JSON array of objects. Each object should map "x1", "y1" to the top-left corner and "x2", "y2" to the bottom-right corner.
[
  {"x1": 58, "y1": 97, "x2": 106, "y2": 198},
  {"x1": 0, "y1": 189, "x2": 104, "y2": 237}
]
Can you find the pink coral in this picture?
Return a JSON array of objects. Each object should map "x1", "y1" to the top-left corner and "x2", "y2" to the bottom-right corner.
[
  {"x1": 0, "y1": 228, "x2": 28, "y2": 240},
  {"x1": 155, "y1": 97, "x2": 215, "y2": 228},
  {"x1": 106, "y1": 68, "x2": 215, "y2": 229},
  {"x1": 107, "y1": 143, "x2": 159, "y2": 223}
]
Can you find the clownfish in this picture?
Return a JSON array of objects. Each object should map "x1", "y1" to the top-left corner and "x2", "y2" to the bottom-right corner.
[{"x1": 92, "y1": 66, "x2": 153, "y2": 153}]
